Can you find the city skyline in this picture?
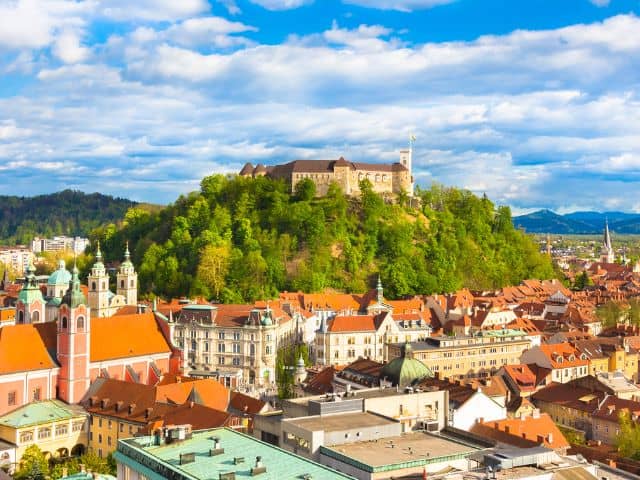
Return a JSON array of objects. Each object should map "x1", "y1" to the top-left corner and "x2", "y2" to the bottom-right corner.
[{"x1": 1, "y1": 0, "x2": 640, "y2": 213}]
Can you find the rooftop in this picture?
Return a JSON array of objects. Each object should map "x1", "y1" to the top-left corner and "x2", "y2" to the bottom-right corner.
[
  {"x1": 284, "y1": 411, "x2": 396, "y2": 432},
  {"x1": 116, "y1": 427, "x2": 353, "y2": 480},
  {"x1": 0, "y1": 400, "x2": 86, "y2": 429},
  {"x1": 320, "y1": 431, "x2": 480, "y2": 471}
]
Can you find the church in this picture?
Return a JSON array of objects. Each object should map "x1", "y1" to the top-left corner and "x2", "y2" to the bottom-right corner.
[
  {"x1": 239, "y1": 148, "x2": 414, "y2": 197},
  {"x1": 0, "y1": 245, "x2": 181, "y2": 416}
]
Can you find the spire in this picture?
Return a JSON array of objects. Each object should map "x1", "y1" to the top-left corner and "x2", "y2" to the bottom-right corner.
[
  {"x1": 377, "y1": 275, "x2": 383, "y2": 304},
  {"x1": 124, "y1": 241, "x2": 130, "y2": 261},
  {"x1": 96, "y1": 241, "x2": 102, "y2": 262},
  {"x1": 62, "y1": 257, "x2": 86, "y2": 308},
  {"x1": 604, "y1": 219, "x2": 612, "y2": 251},
  {"x1": 93, "y1": 240, "x2": 105, "y2": 271}
]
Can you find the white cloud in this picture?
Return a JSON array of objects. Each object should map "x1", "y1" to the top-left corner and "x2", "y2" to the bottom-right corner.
[
  {"x1": 343, "y1": 0, "x2": 456, "y2": 12},
  {"x1": 249, "y1": 0, "x2": 313, "y2": 11},
  {"x1": 590, "y1": 0, "x2": 610, "y2": 6},
  {"x1": 164, "y1": 17, "x2": 257, "y2": 47},
  {"x1": 99, "y1": 0, "x2": 210, "y2": 21},
  {"x1": 53, "y1": 30, "x2": 90, "y2": 63}
]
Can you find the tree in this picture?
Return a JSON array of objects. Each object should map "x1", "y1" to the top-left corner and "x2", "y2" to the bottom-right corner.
[
  {"x1": 193, "y1": 243, "x2": 231, "y2": 300},
  {"x1": 14, "y1": 445, "x2": 48, "y2": 480},
  {"x1": 573, "y1": 271, "x2": 592, "y2": 290},
  {"x1": 616, "y1": 410, "x2": 640, "y2": 459},
  {"x1": 597, "y1": 301, "x2": 623, "y2": 328},
  {"x1": 294, "y1": 178, "x2": 316, "y2": 201}
]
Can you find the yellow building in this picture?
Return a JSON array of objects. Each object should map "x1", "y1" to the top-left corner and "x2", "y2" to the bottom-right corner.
[
  {"x1": 0, "y1": 400, "x2": 87, "y2": 470},
  {"x1": 387, "y1": 329, "x2": 531, "y2": 379}
]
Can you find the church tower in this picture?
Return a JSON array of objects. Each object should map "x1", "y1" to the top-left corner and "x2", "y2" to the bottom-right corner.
[
  {"x1": 57, "y1": 264, "x2": 91, "y2": 404},
  {"x1": 87, "y1": 242, "x2": 110, "y2": 318},
  {"x1": 116, "y1": 242, "x2": 137, "y2": 306},
  {"x1": 601, "y1": 220, "x2": 615, "y2": 264},
  {"x1": 16, "y1": 260, "x2": 45, "y2": 324},
  {"x1": 399, "y1": 134, "x2": 415, "y2": 196}
]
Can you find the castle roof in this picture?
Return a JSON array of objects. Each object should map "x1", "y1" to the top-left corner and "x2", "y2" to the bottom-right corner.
[{"x1": 242, "y1": 158, "x2": 408, "y2": 176}]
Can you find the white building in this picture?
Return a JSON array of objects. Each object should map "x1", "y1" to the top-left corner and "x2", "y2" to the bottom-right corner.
[{"x1": 32, "y1": 236, "x2": 89, "y2": 255}]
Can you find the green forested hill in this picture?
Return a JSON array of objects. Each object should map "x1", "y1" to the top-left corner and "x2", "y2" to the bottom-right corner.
[
  {"x1": 92, "y1": 176, "x2": 555, "y2": 302},
  {"x1": 0, "y1": 190, "x2": 138, "y2": 245}
]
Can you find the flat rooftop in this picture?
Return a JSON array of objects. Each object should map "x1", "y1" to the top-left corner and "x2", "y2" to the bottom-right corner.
[
  {"x1": 116, "y1": 428, "x2": 352, "y2": 480},
  {"x1": 285, "y1": 411, "x2": 397, "y2": 432},
  {"x1": 321, "y1": 431, "x2": 481, "y2": 470}
]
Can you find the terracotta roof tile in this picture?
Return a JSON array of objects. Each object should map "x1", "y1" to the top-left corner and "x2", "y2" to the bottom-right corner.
[
  {"x1": 0, "y1": 323, "x2": 58, "y2": 374},
  {"x1": 90, "y1": 312, "x2": 171, "y2": 362},
  {"x1": 328, "y1": 313, "x2": 386, "y2": 332},
  {"x1": 470, "y1": 413, "x2": 569, "y2": 450}
]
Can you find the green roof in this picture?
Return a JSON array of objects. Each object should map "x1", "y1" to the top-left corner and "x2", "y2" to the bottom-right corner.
[
  {"x1": 0, "y1": 400, "x2": 86, "y2": 429},
  {"x1": 62, "y1": 473, "x2": 115, "y2": 480},
  {"x1": 116, "y1": 428, "x2": 353, "y2": 480},
  {"x1": 19, "y1": 261, "x2": 43, "y2": 304},
  {"x1": 478, "y1": 329, "x2": 527, "y2": 338},
  {"x1": 62, "y1": 266, "x2": 86, "y2": 308},
  {"x1": 381, "y1": 343, "x2": 433, "y2": 388},
  {"x1": 48, "y1": 260, "x2": 72, "y2": 286}
]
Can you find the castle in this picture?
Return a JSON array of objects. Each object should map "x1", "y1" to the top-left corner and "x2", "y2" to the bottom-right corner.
[{"x1": 239, "y1": 148, "x2": 414, "y2": 197}]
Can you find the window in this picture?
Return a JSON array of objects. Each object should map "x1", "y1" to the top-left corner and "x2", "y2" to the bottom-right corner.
[
  {"x1": 233, "y1": 332, "x2": 241, "y2": 340},
  {"x1": 218, "y1": 356, "x2": 225, "y2": 365},
  {"x1": 92, "y1": 282, "x2": 97, "y2": 291},
  {"x1": 55, "y1": 424, "x2": 68, "y2": 436},
  {"x1": 33, "y1": 387, "x2": 41, "y2": 401},
  {"x1": 191, "y1": 340, "x2": 197, "y2": 351},
  {"x1": 108, "y1": 436, "x2": 112, "y2": 446},
  {"x1": 204, "y1": 342, "x2": 209, "y2": 352},
  {"x1": 119, "y1": 423, "x2": 124, "y2": 433},
  {"x1": 108, "y1": 420, "x2": 112, "y2": 430},
  {"x1": 8, "y1": 391, "x2": 16, "y2": 406},
  {"x1": 233, "y1": 343, "x2": 240, "y2": 353},
  {"x1": 120, "y1": 280, "x2": 125, "y2": 288},
  {"x1": 20, "y1": 430, "x2": 34, "y2": 443},
  {"x1": 265, "y1": 346, "x2": 271, "y2": 355},
  {"x1": 18, "y1": 311, "x2": 24, "y2": 324},
  {"x1": 130, "y1": 280, "x2": 134, "y2": 287},
  {"x1": 98, "y1": 434, "x2": 103, "y2": 444},
  {"x1": 38, "y1": 427, "x2": 51, "y2": 440},
  {"x1": 218, "y1": 343, "x2": 225, "y2": 353},
  {"x1": 219, "y1": 331, "x2": 226, "y2": 340},
  {"x1": 233, "y1": 357, "x2": 240, "y2": 366},
  {"x1": 99, "y1": 418, "x2": 102, "y2": 427},
  {"x1": 61, "y1": 317, "x2": 68, "y2": 329},
  {"x1": 77, "y1": 317, "x2": 84, "y2": 330}
]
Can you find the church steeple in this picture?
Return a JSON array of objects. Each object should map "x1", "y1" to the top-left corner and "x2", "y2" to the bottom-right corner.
[
  {"x1": 601, "y1": 219, "x2": 615, "y2": 264},
  {"x1": 117, "y1": 241, "x2": 137, "y2": 306},
  {"x1": 88, "y1": 241, "x2": 110, "y2": 317},
  {"x1": 377, "y1": 275, "x2": 384, "y2": 304}
]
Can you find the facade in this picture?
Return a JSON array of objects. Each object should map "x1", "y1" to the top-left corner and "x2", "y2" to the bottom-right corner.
[
  {"x1": 520, "y1": 344, "x2": 590, "y2": 384},
  {"x1": 0, "y1": 248, "x2": 33, "y2": 276},
  {"x1": 32, "y1": 236, "x2": 89, "y2": 255},
  {"x1": 239, "y1": 149, "x2": 414, "y2": 197},
  {"x1": 115, "y1": 427, "x2": 353, "y2": 480},
  {"x1": 0, "y1": 400, "x2": 87, "y2": 469},
  {"x1": 87, "y1": 244, "x2": 137, "y2": 318},
  {"x1": 601, "y1": 221, "x2": 615, "y2": 264},
  {"x1": 169, "y1": 303, "x2": 298, "y2": 387},
  {"x1": 387, "y1": 329, "x2": 531, "y2": 379}
]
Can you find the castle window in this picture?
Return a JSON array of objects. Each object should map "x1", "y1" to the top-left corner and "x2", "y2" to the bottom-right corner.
[
  {"x1": 62, "y1": 317, "x2": 68, "y2": 329},
  {"x1": 77, "y1": 317, "x2": 85, "y2": 330}
]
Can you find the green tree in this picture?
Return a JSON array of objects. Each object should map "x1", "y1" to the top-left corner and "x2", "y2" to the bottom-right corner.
[
  {"x1": 616, "y1": 410, "x2": 640, "y2": 459},
  {"x1": 573, "y1": 271, "x2": 592, "y2": 290},
  {"x1": 597, "y1": 301, "x2": 623, "y2": 328},
  {"x1": 294, "y1": 178, "x2": 316, "y2": 201},
  {"x1": 14, "y1": 445, "x2": 48, "y2": 480}
]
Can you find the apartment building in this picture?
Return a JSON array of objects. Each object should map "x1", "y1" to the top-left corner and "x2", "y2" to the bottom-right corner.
[
  {"x1": 169, "y1": 303, "x2": 299, "y2": 387},
  {"x1": 0, "y1": 247, "x2": 33, "y2": 276},
  {"x1": 387, "y1": 329, "x2": 531, "y2": 379}
]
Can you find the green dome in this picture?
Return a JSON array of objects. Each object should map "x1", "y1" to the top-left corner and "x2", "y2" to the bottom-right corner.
[
  {"x1": 381, "y1": 343, "x2": 433, "y2": 388},
  {"x1": 62, "y1": 265, "x2": 86, "y2": 308},
  {"x1": 19, "y1": 261, "x2": 43, "y2": 305},
  {"x1": 47, "y1": 260, "x2": 71, "y2": 286},
  {"x1": 260, "y1": 312, "x2": 273, "y2": 326}
]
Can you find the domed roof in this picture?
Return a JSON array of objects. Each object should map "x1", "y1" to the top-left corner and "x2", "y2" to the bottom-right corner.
[
  {"x1": 47, "y1": 260, "x2": 71, "y2": 286},
  {"x1": 381, "y1": 342, "x2": 433, "y2": 388},
  {"x1": 18, "y1": 261, "x2": 43, "y2": 304}
]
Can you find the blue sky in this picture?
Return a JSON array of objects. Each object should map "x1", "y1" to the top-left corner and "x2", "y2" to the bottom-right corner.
[{"x1": 1, "y1": 0, "x2": 640, "y2": 213}]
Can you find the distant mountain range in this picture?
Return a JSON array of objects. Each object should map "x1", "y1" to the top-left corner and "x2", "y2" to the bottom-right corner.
[{"x1": 513, "y1": 210, "x2": 640, "y2": 234}]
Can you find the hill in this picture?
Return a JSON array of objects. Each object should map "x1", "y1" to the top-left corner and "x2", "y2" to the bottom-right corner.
[
  {"x1": 0, "y1": 190, "x2": 139, "y2": 245},
  {"x1": 91, "y1": 176, "x2": 555, "y2": 302},
  {"x1": 514, "y1": 210, "x2": 640, "y2": 234}
]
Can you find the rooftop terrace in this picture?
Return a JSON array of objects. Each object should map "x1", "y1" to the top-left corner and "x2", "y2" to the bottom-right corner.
[
  {"x1": 284, "y1": 411, "x2": 397, "y2": 432},
  {"x1": 116, "y1": 427, "x2": 353, "y2": 480}
]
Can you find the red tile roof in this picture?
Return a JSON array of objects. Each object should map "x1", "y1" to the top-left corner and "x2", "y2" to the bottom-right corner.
[
  {"x1": 328, "y1": 313, "x2": 385, "y2": 332},
  {"x1": 0, "y1": 323, "x2": 58, "y2": 374},
  {"x1": 471, "y1": 413, "x2": 569, "y2": 451}
]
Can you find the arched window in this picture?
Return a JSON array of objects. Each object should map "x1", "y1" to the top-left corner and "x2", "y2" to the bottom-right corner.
[
  {"x1": 101, "y1": 282, "x2": 106, "y2": 290},
  {"x1": 382, "y1": 175, "x2": 387, "y2": 182},
  {"x1": 120, "y1": 280, "x2": 125, "y2": 288},
  {"x1": 18, "y1": 311, "x2": 24, "y2": 324},
  {"x1": 62, "y1": 317, "x2": 68, "y2": 329},
  {"x1": 92, "y1": 282, "x2": 96, "y2": 291},
  {"x1": 77, "y1": 317, "x2": 84, "y2": 330},
  {"x1": 130, "y1": 280, "x2": 134, "y2": 287},
  {"x1": 32, "y1": 311, "x2": 40, "y2": 323}
]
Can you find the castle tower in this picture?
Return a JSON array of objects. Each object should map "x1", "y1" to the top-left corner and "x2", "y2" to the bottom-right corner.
[
  {"x1": 16, "y1": 260, "x2": 45, "y2": 324},
  {"x1": 87, "y1": 242, "x2": 110, "y2": 318},
  {"x1": 117, "y1": 241, "x2": 138, "y2": 306},
  {"x1": 399, "y1": 134, "x2": 415, "y2": 196},
  {"x1": 601, "y1": 220, "x2": 615, "y2": 264},
  {"x1": 57, "y1": 264, "x2": 91, "y2": 404}
]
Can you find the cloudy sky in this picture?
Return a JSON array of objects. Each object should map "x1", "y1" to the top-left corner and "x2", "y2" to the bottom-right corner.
[{"x1": 1, "y1": 0, "x2": 640, "y2": 213}]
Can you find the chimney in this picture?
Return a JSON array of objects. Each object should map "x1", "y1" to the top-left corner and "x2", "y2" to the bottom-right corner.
[
  {"x1": 547, "y1": 433, "x2": 553, "y2": 444},
  {"x1": 129, "y1": 404, "x2": 136, "y2": 415},
  {"x1": 145, "y1": 407, "x2": 153, "y2": 419},
  {"x1": 504, "y1": 425, "x2": 510, "y2": 434}
]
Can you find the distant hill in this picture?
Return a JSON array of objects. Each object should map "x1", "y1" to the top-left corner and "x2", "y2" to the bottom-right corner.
[
  {"x1": 514, "y1": 209, "x2": 640, "y2": 234},
  {"x1": 0, "y1": 190, "x2": 139, "y2": 245}
]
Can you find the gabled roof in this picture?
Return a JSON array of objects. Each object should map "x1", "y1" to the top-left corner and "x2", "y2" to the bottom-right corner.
[
  {"x1": 537, "y1": 343, "x2": 589, "y2": 369},
  {"x1": 328, "y1": 313, "x2": 387, "y2": 332},
  {"x1": 0, "y1": 323, "x2": 58, "y2": 374},
  {"x1": 470, "y1": 413, "x2": 569, "y2": 451},
  {"x1": 90, "y1": 312, "x2": 171, "y2": 362}
]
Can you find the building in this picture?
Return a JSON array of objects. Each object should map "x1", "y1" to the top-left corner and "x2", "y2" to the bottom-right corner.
[
  {"x1": 387, "y1": 329, "x2": 531, "y2": 379},
  {"x1": 0, "y1": 400, "x2": 87, "y2": 470},
  {"x1": 239, "y1": 148, "x2": 414, "y2": 197},
  {"x1": 0, "y1": 263, "x2": 179, "y2": 415},
  {"x1": 32, "y1": 236, "x2": 89, "y2": 255},
  {"x1": 87, "y1": 243, "x2": 137, "y2": 318},
  {"x1": 601, "y1": 221, "x2": 615, "y2": 264},
  {"x1": 169, "y1": 303, "x2": 298, "y2": 387},
  {"x1": 520, "y1": 344, "x2": 590, "y2": 384},
  {"x1": 0, "y1": 248, "x2": 33, "y2": 276},
  {"x1": 115, "y1": 427, "x2": 353, "y2": 480}
]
